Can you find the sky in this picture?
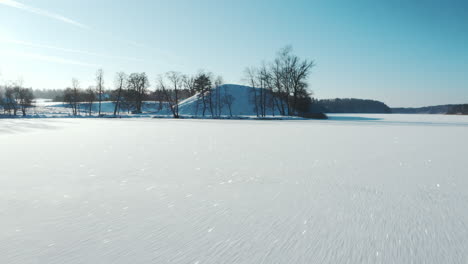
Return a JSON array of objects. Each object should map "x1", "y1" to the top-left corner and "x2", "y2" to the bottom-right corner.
[{"x1": 0, "y1": 0, "x2": 467, "y2": 107}]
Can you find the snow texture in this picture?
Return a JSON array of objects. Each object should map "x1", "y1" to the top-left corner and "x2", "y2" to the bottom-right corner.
[{"x1": 1, "y1": 114, "x2": 468, "y2": 263}]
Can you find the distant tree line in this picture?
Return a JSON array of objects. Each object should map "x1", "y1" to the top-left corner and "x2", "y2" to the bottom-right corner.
[
  {"x1": 315, "y1": 100, "x2": 468, "y2": 115},
  {"x1": 50, "y1": 69, "x2": 229, "y2": 118},
  {"x1": 59, "y1": 70, "x2": 152, "y2": 116},
  {"x1": 312, "y1": 98, "x2": 392, "y2": 114},
  {"x1": 32, "y1": 88, "x2": 64, "y2": 100},
  {"x1": 1, "y1": 46, "x2": 322, "y2": 118},
  {"x1": 392, "y1": 104, "x2": 468, "y2": 115},
  {"x1": 447, "y1": 104, "x2": 468, "y2": 115}
]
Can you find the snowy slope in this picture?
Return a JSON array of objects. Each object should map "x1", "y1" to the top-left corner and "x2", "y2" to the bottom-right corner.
[
  {"x1": 1, "y1": 114, "x2": 468, "y2": 263},
  {"x1": 176, "y1": 84, "x2": 282, "y2": 117}
]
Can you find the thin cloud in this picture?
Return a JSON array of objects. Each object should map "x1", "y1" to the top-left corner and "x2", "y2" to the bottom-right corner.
[
  {"x1": 9, "y1": 51, "x2": 100, "y2": 68},
  {"x1": 0, "y1": 1, "x2": 152, "y2": 53},
  {"x1": 0, "y1": 37, "x2": 144, "y2": 62},
  {"x1": 126, "y1": 40, "x2": 147, "y2": 49},
  {"x1": 0, "y1": 0, "x2": 88, "y2": 29}
]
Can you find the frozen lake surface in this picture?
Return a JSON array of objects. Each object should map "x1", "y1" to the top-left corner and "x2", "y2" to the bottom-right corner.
[{"x1": 1, "y1": 115, "x2": 467, "y2": 263}]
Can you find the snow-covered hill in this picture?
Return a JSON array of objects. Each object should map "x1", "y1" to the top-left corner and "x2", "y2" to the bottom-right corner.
[{"x1": 176, "y1": 84, "x2": 282, "y2": 117}]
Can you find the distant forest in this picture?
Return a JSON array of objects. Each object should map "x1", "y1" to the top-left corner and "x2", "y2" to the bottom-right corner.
[
  {"x1": 447, "y1": 105, "x2": 468, "y2": 115},
  {"x1": 310, "y1": 98, "x2": 391, "y2": 114},
  {"x1": 392, "y1": 105, "x2": 468, "y2": 115},
  {"x1": 5, "y1": 87, "x2": 467, "y2": 116},
  {"x1": 32, "y1": 89, "x2": 65, "y2": 100}
]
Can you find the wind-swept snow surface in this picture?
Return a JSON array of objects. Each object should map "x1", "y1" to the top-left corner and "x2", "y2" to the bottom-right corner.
[{"x1": 1, "y1": 115, "x2": 468, "y2": 264}]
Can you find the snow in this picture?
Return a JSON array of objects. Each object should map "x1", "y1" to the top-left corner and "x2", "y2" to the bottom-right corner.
[{"x1": 1, "y1": 114, "x2": 468, "y2": 263}]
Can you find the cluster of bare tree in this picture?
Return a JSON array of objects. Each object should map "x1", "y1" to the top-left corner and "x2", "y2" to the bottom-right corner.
[
  {"x1": 152, "y1": 71, "x2": 230, "y2": 118},
  {"x1": 1, "y1": 46, "x2": 315, "y2": 119},
  {"x1": 156, "y1": 72, "x2": 183, "y2": 118},
  {"x1": 63, "y1": 78, "x2": 82, "y2": 116},
  {"x1": 63, "y1": 69, "x2": 108, "y2": 116},
  {"x1": 0, "y1": 83, "x2": 35, "y2": 116},
  {"x1": 62, "y1": 70, "x2": 193, "y2": 117},
  {"x1": 245, "y1": 46, "x2": 315, "y2": 117},
  {"x1": 64, "y1": 69, "x2": 148, "y2": 116}
]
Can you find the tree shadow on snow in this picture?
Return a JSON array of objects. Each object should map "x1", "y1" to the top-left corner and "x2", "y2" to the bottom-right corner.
[
  {"x1": 0, "y1": 119, "x2": 63, "y2": 134},
  {"x1": 327, "y1": 115, "x2": 383, "y2": 121}
]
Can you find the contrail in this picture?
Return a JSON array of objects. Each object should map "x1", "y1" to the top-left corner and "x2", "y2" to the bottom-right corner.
[
  {"x1": 0, "y1": 0, "x2": 88, "y2": 29},
  {"x1": 0, "y1": 1, "x2": 153, "y2": 52},
  {"x1": 0, "y1": 38, "x2": 144, "y2": 62}
]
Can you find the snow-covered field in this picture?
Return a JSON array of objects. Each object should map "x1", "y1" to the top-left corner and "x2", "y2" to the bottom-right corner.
[{"x1": 1, "y1": 114, "x2": 468, "y2": 264}]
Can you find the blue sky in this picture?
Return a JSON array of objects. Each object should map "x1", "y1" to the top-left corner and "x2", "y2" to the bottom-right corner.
[{"x1": 0, "y1": 0, "x2": 467, "y2": 107}]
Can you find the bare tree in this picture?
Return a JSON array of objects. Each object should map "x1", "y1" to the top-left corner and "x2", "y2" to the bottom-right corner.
[
  {"x1": 207, "y1": 85, "x2": 214, "y2": 117},
  {"x1": 157, "y1": 76, "x2": 173, "y2": 117},
  {"x1": 255, "y1": 65, "x2": 268, "y2": 117},
  {"x1": 212, "y1": 76, "x2": 224, "y2": 117},
  {"x1": 275, "y1": 46, "x2": 315, "y2": 115},
  {"x1": 182, "y1": 75, "x2": 196, "y2": 96},
  {"x1": 167, "y1": 71, "x2": 182, "y2": 117},
  {"x1": 158, "y1": 71, "x2": 183, "y2": 118},
  {"x1": 246, "y1": 46, "x2": 315, "y2": 117},
  {"x1": 223, "y1": 85, "x2": 235, "y2": 117},
  {"x1": 83, "y1": 87, "x2": 96, "y2": 116},
  {"x1": 0, "y1": 87, "x2": 4, "y2": 114},
  {"x1": 113, "y1": 72, "x2": 126, "y2": 116},
  {"x1": 258, "y1": 64, "x2": 276, "y2": 116},
  {"x1": 127, "y1": 73, "x2": 149, "y2": 114},
  {"x1": 64, "y1": 88, "x2": 76, "y2": 116},
  {"x1": 244, "y1": 67, "x2": 259, "y2": 117},
  {"x1": 153, "y1": 88, "x2": 165, "y2": 112},
  {"x1": 271, "y1": 58, "x2": 286, "y2": 115},
  {"x1": 4, "y1": 86, "x2": 18, "y2": 116},
  {"x1": 64, "y1": 78, "x2": 81, "y2": 116},
  {"x1": 73, "y1": 78, "x2": 81, "y2": 115},
  {"x1": 96, "y1": 69, "x2": 104, "y2": 116},
  {"x1": 18, "y1": 87, "x2": 34, "y2": 116}
]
